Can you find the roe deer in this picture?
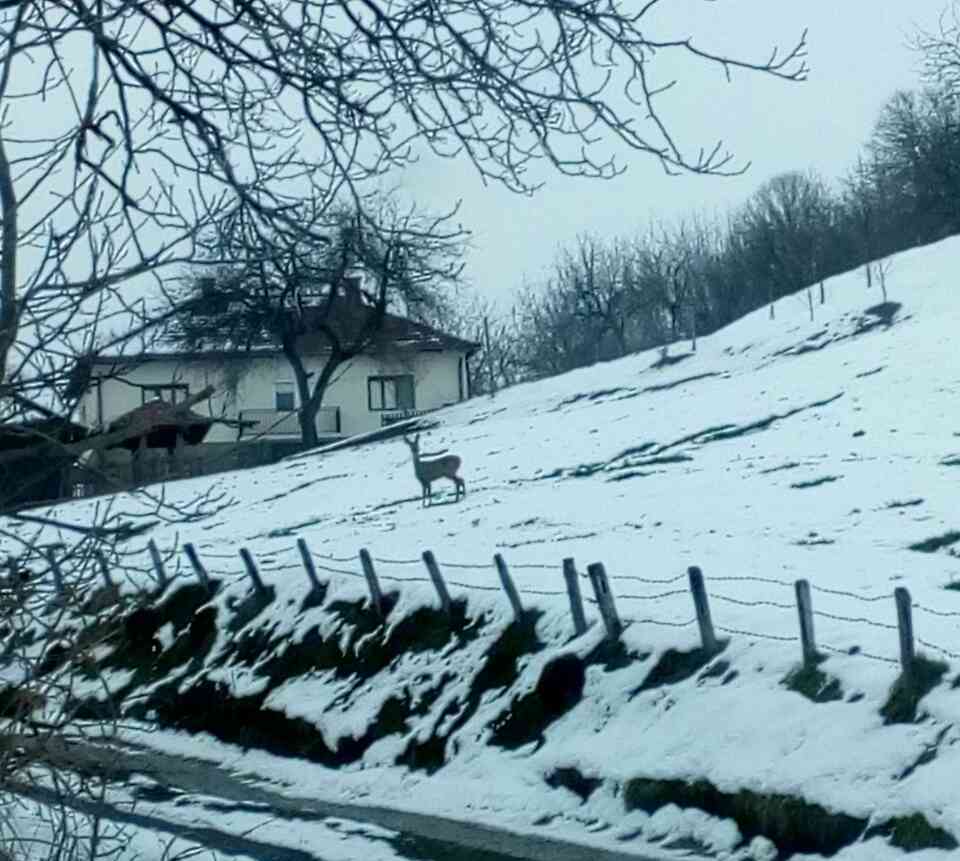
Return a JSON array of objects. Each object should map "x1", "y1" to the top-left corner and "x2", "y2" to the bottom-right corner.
[{"x1": 403, "y1": 433, "x2": 465, "y2": 506}]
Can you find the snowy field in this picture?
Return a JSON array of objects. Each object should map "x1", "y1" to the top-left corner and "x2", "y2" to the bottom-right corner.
[{"x1": 3, "y1": 236, "x2": 960, "y2": 859}]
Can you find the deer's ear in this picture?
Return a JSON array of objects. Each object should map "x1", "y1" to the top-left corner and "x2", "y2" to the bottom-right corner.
[{"x1": 414, "y1": 433, "x2": 420, "y2": 444}]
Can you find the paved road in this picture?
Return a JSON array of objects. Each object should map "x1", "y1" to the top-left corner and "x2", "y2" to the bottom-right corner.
[{"x1": 7, "y1": 736, "x2": 664, "y2": 861}]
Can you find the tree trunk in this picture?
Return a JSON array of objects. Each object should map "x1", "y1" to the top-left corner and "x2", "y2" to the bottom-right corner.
[
  {"x1": 0, "y1": 131, "x2": 18, "y2": 384},
  {"x1": 297, "y1": 405, "x2": 319, "y2": 449},
  {"x1": 286, "y1": 344, "x2": 344, "y2": 450},
  {"x1": 284, "y1": 343, "x2": 321, "y2": 449}
]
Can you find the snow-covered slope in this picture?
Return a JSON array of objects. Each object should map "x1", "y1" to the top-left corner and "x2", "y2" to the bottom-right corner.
[{"x1": 5, "y1": 236, "x2": 960, "y2": 860}]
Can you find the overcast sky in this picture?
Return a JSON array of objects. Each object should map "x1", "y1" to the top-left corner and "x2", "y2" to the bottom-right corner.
[{"x1": 394, "y1": 0, "x2": 950, "y2": 311}]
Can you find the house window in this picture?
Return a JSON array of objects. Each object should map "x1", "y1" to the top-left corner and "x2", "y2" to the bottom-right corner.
[
  {"x1": 140, "y1": 384, "x2": 188, "y2": 405},
  {"x1": 275, "y1": 381, "x2": 295, "y2": 411},
  {"x1": 368, "y1": 375, "x2": 415, "y2": 411}
]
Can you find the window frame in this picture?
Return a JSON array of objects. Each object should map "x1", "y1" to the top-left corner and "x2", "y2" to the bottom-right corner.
[
  {"x1": 274, "y1": 381, "x2": 296, "y2": 412},
  {"x1": 367, "y1": 374, "x2": 415, "y2": 412},
  {"x1": 140, "y1": 383, "x2": 189, "y2": 405}
]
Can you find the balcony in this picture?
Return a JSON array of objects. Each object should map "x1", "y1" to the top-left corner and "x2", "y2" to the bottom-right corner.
[
  {"x1": 239, "y1": 406, "x2": 341, "y2": 438},
  {"x1": 380, "y1": 408, "x2": 433, "y2": 427}
]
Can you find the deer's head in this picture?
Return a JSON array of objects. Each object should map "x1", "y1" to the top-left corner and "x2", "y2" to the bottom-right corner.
[{"x1": 402, "y1": 433, "x2": 421, "y2": 456}]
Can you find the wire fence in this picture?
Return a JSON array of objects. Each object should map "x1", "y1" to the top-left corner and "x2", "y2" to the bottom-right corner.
[{"x1": 12, "y1": 532, "x2": 960, "y2": 683}]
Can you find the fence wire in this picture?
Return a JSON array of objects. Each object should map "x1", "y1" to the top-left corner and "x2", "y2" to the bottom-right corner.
[{"x1": 115, "y1": 536, "x2": 960, "y2": 673}]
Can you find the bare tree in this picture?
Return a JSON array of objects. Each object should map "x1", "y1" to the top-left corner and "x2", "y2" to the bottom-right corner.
[
  {"x1": 724, "y1": 171, "x2": 838, "y2": 320},
  {"x1": 171, "y1": 200, "x2": 464, "y2": 447},
  {"x1": 422, "y1": 291, "x2": 523, "y2": 396}
]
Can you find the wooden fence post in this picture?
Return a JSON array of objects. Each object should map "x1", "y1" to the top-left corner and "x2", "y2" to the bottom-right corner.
[
  {"x1": 358, "y1": 549, "x2": 385, "y2": 618},
  {"x1": 183, "y1": 543, "x2": 212, "y2": 593},
  {"x1": 422, "y1": 551, "x2": 452, "y2": 615},
  {"x1": 894, "y1": 586, "x2": 915, "y2": 679},
  {"x1": 586, "y1": 562, "x2": 621, "y2": 640},
  {"x1": 95, "y1": 550, "x2": 115, "y2": 590},
  {"x1": 296, "y1": 538, "x2": 323, "y2": 594},
  {"x1": 795, "y1": 579, "x2": 817, "y2": 666},
  {"x1": 562, "y1": 557, "x2": 588, "y2": 637},
  {"x1": 239, "y1": 547, "x2": 269, "y2": 598},
  {"x1": 147, "y1": 539, "x2": 168, "y2": 590},
  {"x1": 687, "y1": 566, "x2": 718, "y2": 655},
  {"x1": 493, "y1": 553, "x2": 524, "y2": 621}
]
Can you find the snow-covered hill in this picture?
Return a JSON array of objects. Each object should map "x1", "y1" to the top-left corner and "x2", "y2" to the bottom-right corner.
[{"x1": 5, "y1": 236, "x2": 960, "y2": 860}]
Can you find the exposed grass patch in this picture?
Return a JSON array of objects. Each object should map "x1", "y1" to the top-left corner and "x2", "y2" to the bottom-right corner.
[
  {"x1": 617, "y1": 454, "x2": 694, "y2": 469},
  {"x1": 70, "y1": 590, "x2": 497, "y2": 772},
  {"x1": 109, "y1": 599, "x2": 485, "y2": 768},
  {"x1": 398, "y1": 613, "x2": 544, "y2": 773},
  {"x1": 865, "y1": 814, "x2": 958, "y2": 852},
  {"x1": 790, "y1": 475, "x2": 841, "y2": 489},
  {"x1": 697, "y1": 659, "x2": 735, "y2": 685},
  {"x1": 896, "y1": 726, "x2": 950, "y2": 780},
  {"x1": 624, "y1": 777, "x2": 866, "y2": 856},
  {"x1": 606, "y1": 469, "x2": 654, "y2": 483},
  {"x1": 489, "y1": 652, "x2": 586, "y2": 750},
  {"x1": 782, "y1": 663, "x2": 843, "y2": 703},
  {"x1": 632, "y1": 645, "x2": 728, "y2": 696},
  {"x1": 880, "y1": 656, "x2": 948, "y2": 724},
  {"x1": 863, "y1": 301, "x2": 902, "y2": 325},
  {"x1": 759, "y1": 461, "x2": 802, "y2": 475},
  {"x1": 584, "y1": 637, "x2": 642, "y2": 672},
  {"x1": 254, "y1": 596, "x2": 473, "y2": 688},
  {"x1": 545, "y1": 767, "x2": 603, "y2": 803},
  {"x1": 884, "y1": 498, "x2": 924, "y2": 510},
  {"x1": 534, "y1": 468, "x2": 563, "y2": 481},
  {"x1": 699, "y1": 394, "x2": 845, "y2": 446},
  {"x1": 157, "y1": 583, "x2": 220, "y2": 633},
  {"x1": 626, "y1": 775, "x2": 956, "y2": 856},
  {"x1": 640, "y1": 372, "x2": 723, "y2": 394},
  {"x1": 555, "y1": 387, "x2": 628, "y2": 409},
  {"x1": 140, "y1": 678, "x2": 411, "y2": 767},
  {"x1": 226, "y1": 587, "x2": 276, "y2": 632},
  {"x1": 908, "y1": 531, "x2": 960, "y2": 553},
  {"x1": 612, "y1": 441, "x2": 657, "y2": 460},
  {"x1": 498, "y1": 530, "x2": 597, "y2": 549},
  {"x1": 650, "y1": 352, "x2": 692, "y2": 369},
  {"x1": 568, "y1": 462, "x2": 605, "y2": 479}
]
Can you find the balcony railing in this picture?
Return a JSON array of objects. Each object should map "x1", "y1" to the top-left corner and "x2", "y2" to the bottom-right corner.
[
  {"x1": 239, "y1": 406, "x2": 341, "y2": 438},
  {"x1": 380, "y1": 408, "x2": 433, "y2": 427}
]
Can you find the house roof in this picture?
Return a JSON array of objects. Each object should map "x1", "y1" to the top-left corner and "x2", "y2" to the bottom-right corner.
[
  {"x1": 106, "y1": 399, "x2": 214, "y2": 451},
  {"x1": 96, "y1": 307, "x2": 479, "y2": 364}
]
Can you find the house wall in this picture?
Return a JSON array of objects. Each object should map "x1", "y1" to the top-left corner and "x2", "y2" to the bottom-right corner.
[{"x1": 81, "y1": 349, "x2": 468, "y2": 443}]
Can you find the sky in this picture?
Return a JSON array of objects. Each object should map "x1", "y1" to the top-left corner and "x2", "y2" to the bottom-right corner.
[
  {"x1": 6, "y1": 0, "x2": 951, "y2": 354},
  {"x1": 394, "y1": 0, "x2": 951, "y2": 311}
]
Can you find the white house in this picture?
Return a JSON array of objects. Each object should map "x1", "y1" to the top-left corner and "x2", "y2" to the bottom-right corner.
[{"x1": 78, "y1": 312, "x2": 478, "y2": 481}]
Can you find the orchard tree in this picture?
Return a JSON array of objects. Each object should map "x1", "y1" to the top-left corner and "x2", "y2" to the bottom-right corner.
[{"x1": 172, "y1": 200, "x2": 464, "y2": 447}]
